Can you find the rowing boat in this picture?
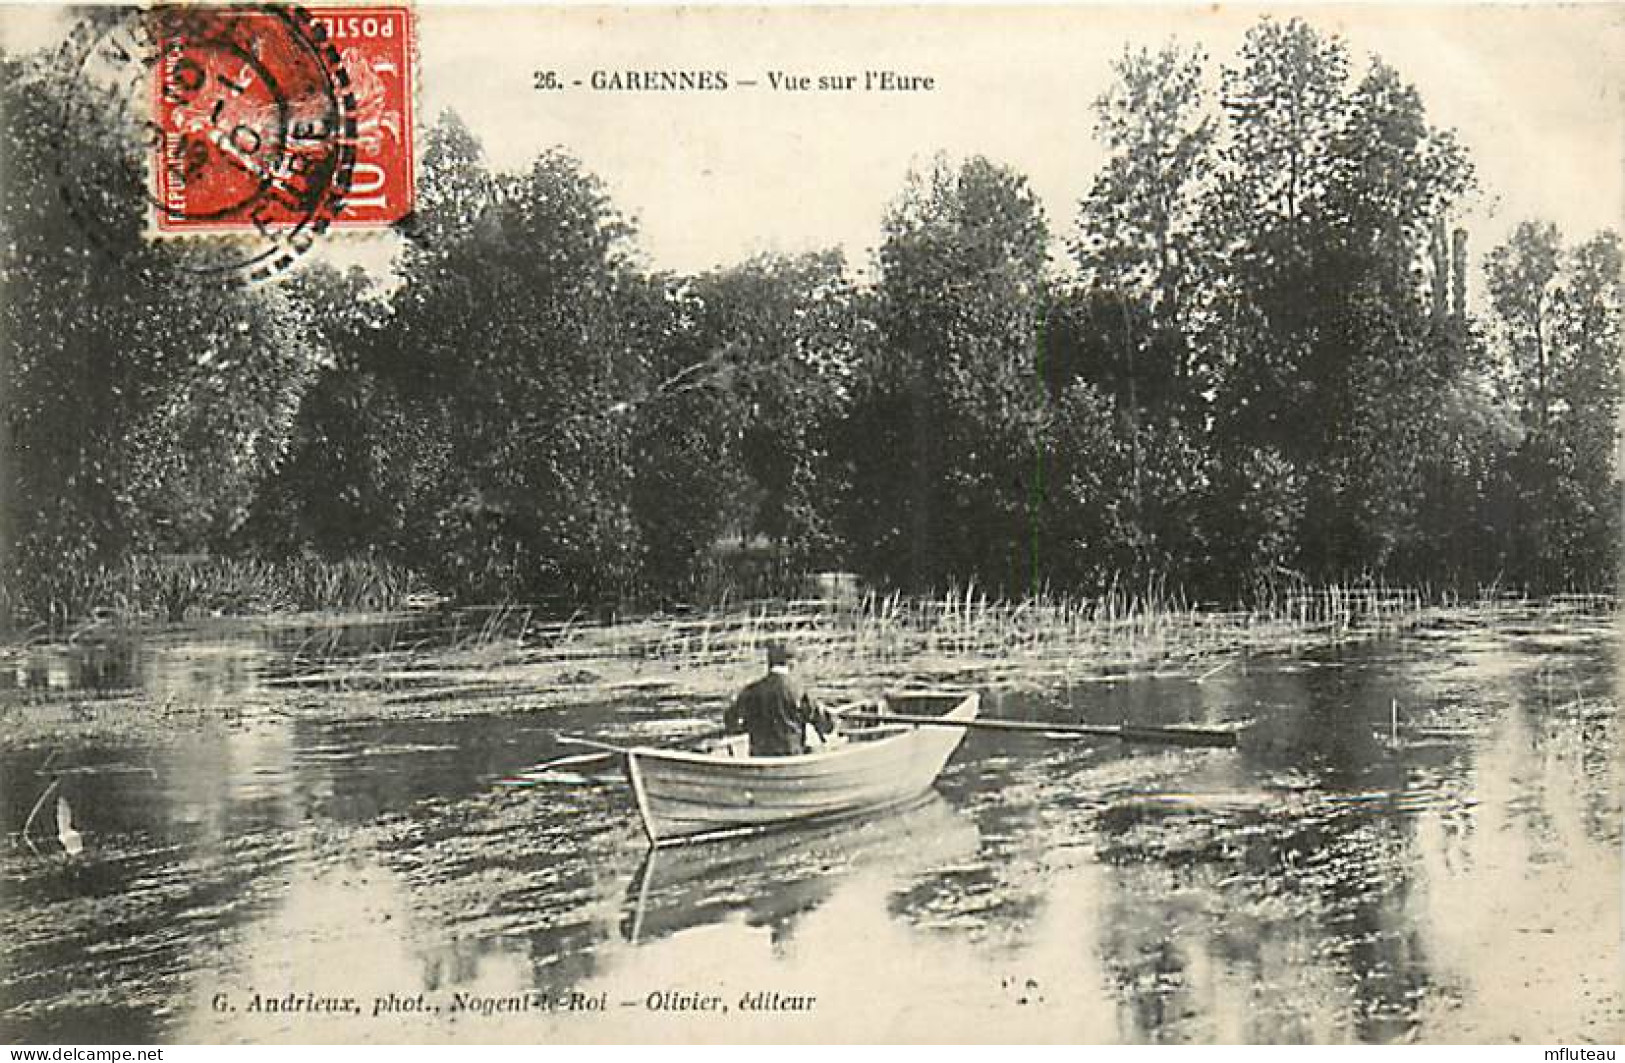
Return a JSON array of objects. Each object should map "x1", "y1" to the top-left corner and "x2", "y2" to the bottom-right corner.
[{"x1": 624, "y1": 690, "x2": 978, "y2": 847}]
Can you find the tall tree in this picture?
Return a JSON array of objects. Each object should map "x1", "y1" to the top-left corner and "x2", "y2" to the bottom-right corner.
[
  {"x1": 1213, "y1": 18, "x2": 1351, "y2": 266},
  {"x1": 1205, "y1": 25, "x2": 1476, "y2": 579},
  {"x1": 1205, "y1": 17, "x2": 1352, "y2": 457},
  {"x1": 238, "y1": 264, "x2": 400, "y2": 556},
  {"x1": 1485, "y1": 224, "x2": 1623, "y2": 587},
  {"x1": 621, "y1": 273, "x2": 751, "y2": 601},
  {"x1": 686, "y1": 252, "x2": 858, "y2": 573},
  {"x1": 1552, "y1": 231, "x2": 1624, "y2": 583},
  {"x1": 1052, "y1": 41, "x2": 1219, "y2": 592},
  {"x1": 246, "y1": 114, "x2": 504, "y2": 566},
  {"x1": 842, "y1": 156, "x2": 1051, "y2": 593},
  {"x1": 1071, "y1": 42, "x2": 1216, "y2": 415},
  {"x1": 1556, "y1": 232, "x2": 1624, "y2": 460},
  {"x1": 382, "y1": 132, "x2": 643, "y2": 603},
  {"x1": 1485, "y1": 220, "x2": 1564, "y2": 436},
  {"x1": 1305, "y1": 58, "x2": 1475, "y2": 574},
  {"x1": 400, "y1": 110, "x2": 498, "y2": 265}
]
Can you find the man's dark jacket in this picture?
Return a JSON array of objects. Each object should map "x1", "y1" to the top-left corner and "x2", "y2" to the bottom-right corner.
[{"x1": 726, "y1": 669, "x2": 835, "y2": 756}]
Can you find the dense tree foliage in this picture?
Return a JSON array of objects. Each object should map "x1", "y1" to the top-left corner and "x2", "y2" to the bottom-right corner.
[
  {"x1": 1, "y1": 53, "x2": 322, "y2": 626},
  {"x1": 1482, "y1": 227, "x2": 1624, "y2": 587},
  {"x1": 841, "y1": 157, "x2": 1052, "y2": 593},
  {"x1": 4, "y1": 16, "x2": 1619, "y2": 629}
]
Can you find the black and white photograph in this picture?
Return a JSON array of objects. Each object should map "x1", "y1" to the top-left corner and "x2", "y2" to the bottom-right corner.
[{"x1": 0, "y1": 1, "x2": 1620, "y2": 1046}]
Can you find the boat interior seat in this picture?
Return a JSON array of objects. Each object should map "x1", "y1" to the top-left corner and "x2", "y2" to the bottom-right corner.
[
  {"x1": 706, "y1": 732, "x2": 861, "y2": 757},
  {"x1": 843, "y1": 723, "x2": 913, "y2": 742}
]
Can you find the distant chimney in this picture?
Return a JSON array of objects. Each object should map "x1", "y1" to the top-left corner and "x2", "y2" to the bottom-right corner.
[{"x1": 1451, "y1": 228, "x2": 1468, "y2": 319}]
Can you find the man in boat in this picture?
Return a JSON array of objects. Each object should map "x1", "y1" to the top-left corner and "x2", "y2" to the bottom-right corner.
[{"x1": 726, "y1": 642, "x2": 836, "y2": 756}]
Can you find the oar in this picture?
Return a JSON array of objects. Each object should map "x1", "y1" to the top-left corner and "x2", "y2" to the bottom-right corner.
[
  {"x1": 495, "y1": 737, "x2": 626, "y2": 787},
  {"x1": 863, "y1": 711, "x2": 1245, "y2": 749},
  {"x1": 556, "y1": 735, "x2": 635, "y2": 755},
  {"x1": 497, "y1": 729, "x2": 729, "y2": 787}
]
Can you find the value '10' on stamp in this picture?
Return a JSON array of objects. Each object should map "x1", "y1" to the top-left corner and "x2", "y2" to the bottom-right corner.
[{"x1": 150, "y1": 4, "x2": 415, "y2": 234}]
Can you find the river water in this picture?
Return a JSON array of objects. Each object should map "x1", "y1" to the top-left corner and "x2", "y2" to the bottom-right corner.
[{"x1": 0, "y1": 603, "x2": 1618, "y2": 1043}]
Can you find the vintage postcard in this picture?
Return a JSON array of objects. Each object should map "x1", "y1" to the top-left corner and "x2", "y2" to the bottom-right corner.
[{"x1": 0, "y1": 1, "x2": 1620, "y2": 1047}]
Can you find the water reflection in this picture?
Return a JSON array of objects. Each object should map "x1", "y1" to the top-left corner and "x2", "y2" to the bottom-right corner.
[
  {"x1": 0, "y1": 612, "x2": 483, "y2": 695},
  {"x1": 0, "y1": 604, "x2": 1617, "y2": 1042},
  {"x1": 623, "y1": 796, "x2": 979, "y2": 947}
]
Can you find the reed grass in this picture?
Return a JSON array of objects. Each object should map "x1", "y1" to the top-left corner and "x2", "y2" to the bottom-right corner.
[
  {"x1": 514, "y1": 576, "x2": 1517, "y2": 687},
  {"x1": 210, "y1": 577, "x2": 1606, "y2": 709}
]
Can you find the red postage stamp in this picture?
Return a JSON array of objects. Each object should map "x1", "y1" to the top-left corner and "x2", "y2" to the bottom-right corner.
[{"x1": 150, "y1": 4, "x2": 415, "y2": 234}]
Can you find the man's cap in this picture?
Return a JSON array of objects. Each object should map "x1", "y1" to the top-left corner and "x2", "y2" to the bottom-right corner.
[{"x1": 766, "y1": 641, "x2": 795, "y2": 665}]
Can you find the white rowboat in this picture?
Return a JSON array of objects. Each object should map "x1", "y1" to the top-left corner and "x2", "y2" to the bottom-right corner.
[{"x1": 625, "y1": 690, "x2": 978, "y2": 847}]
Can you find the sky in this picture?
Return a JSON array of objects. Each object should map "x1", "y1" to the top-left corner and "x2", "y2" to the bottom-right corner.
[
  {"x1": 3, "y1": 3, "x2": 1622, "y2": 281},
  {"x1": 414, "y1": 3, "x2": 1625, "y2": 278}
]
